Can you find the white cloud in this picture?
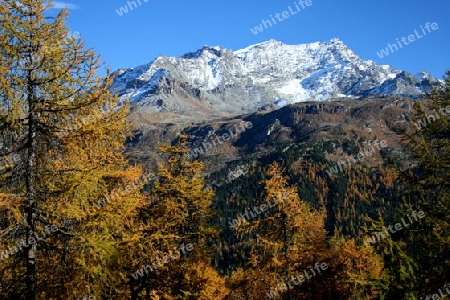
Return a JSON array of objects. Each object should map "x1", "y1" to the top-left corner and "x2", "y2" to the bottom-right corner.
[{"x1": 50, "y1": 1, "x2": 79, "y2": 9}]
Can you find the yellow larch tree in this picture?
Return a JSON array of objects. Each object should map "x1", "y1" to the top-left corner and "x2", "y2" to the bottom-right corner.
[
  {"x1": 228, "y1": 162, "x2": 385, "y2": 299},
  {"x1": 0, "y1": 0, "x2": 148, "y2": 298},
  {"x1": 131, "y1": 134, "x2": 228, "y2": 299}
]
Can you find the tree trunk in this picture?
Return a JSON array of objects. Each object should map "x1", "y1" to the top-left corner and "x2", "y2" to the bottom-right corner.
[{"x1": 25, "y1": 71, "x2": 37, "y2": 300}]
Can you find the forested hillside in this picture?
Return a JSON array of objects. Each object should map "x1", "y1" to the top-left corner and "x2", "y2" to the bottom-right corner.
[{"x1": 0, "y1": 1, "x2": 449, "y2": 299}]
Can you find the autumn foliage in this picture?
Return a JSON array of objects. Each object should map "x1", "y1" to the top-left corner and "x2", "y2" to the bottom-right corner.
[{"x1": 0, "y1": 1, "x2": 448, "y2": 299}]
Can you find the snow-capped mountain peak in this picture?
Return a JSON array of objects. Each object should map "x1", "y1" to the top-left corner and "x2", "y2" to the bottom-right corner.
[{"x1": 110, "y1": 39, "x2": 440, "y2": 116}]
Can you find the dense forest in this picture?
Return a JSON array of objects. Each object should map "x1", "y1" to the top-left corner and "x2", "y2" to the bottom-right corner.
[{"x1": 0, "y1": 0, "x2": 449, "y2": 299}]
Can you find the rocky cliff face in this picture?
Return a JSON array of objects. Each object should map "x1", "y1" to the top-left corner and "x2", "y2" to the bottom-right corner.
[{"x1": 112, "y1": 39, "x2": 439, "y2": 119}]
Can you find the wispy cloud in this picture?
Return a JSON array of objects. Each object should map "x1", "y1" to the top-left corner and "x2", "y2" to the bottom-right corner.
[{"x1": 50, "y1": 1, "x2": 80, "y2": 10}]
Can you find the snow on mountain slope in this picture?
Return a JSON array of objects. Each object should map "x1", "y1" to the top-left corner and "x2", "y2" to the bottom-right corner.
[{"x1": 111, "y1": 38, "x2": 440, "y2": 116}]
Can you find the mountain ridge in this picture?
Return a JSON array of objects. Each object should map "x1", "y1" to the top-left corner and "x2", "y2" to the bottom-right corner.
[{"x1": 112, "y1": 38, "x2": 440, "y2": 120}]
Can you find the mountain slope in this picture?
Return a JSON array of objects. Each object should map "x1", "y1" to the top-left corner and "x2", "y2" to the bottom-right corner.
[
  {"x1": 112, "y1": 39, "x2": 439, "y2": 119},
  {"x1": 126, "y1": 96, "x2": 413, "y2": 176}
]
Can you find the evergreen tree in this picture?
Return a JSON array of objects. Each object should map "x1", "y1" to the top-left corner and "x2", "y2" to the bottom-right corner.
[{"x1": 392, "y1": 72, "x2": 450, "y2": 298}]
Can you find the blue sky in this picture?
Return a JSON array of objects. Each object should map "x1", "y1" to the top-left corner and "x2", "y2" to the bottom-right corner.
[{"x1": 56, "y1": 0, "x2": 449, "y2": 78}]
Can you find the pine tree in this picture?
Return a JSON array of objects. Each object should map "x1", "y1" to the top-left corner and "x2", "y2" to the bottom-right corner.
[
  {"x1": 0, "y1": 1, "x2": 147, "y2": 298},
  {"x1": 393, "y1": 71, "x2": 450, "y2": 297}
]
